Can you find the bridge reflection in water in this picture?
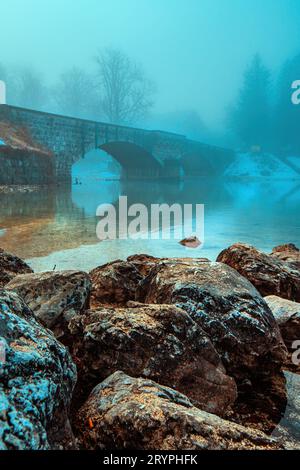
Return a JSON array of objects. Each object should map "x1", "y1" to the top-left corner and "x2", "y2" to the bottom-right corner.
[{"x1": 0, "y1": 178, "x2": 299, "y2": 264}]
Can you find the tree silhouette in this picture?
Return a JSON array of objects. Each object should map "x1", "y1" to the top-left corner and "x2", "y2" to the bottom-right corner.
[
  {"x1": 229, "y1": 54, "x2": 271, "y2": 151},
  {"x1": 274, "y1": 53, "x2": 300, "y2": 155},
  {"x1": 95, "y1": 48, "x2": 155, "y2": 125}
]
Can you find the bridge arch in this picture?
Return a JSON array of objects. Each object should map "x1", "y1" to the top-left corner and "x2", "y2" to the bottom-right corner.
[
  {"x1": 98, "y1": 141, "x2": 163, "y2": 179},
  {"x1": 0, "y1": 105, "x2": 235, "y2": 183},
  {"x1": 181, "y1": 149, "x2": 216, "y2": 177}
]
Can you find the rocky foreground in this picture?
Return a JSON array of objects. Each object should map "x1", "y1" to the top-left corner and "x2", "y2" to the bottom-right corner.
[{"x1": 1, "y1": 243, "x2": 300, "y2": 450}]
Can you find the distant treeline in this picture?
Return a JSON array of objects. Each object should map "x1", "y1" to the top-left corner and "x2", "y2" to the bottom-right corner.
[
  {"x1": 1, "y1": 49, "x2": 300, "y2": 155},
  {"x1": 228, "y1": 53, "x2": 300, "y2": 156},
  {"x1": 0, "y1": 48, "x2": 155, "y2": 126}
]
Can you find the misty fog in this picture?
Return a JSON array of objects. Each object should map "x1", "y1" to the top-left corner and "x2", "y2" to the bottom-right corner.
[{"x1": 1, "y1": 0, "x2": 300, "y2": 152}]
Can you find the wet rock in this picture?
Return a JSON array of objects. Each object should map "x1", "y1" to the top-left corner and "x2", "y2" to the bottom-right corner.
[
  {"x1": 6, "y1": 270, "x2": 91, "y2": 339},
  {"x1": 0, "y1": 289, "x2": 77, "y2": 450},
  {"x1": 136, "y1": 260, "x2": 287, "y2": 385},
  {"x1": 75, "y1": 371, "x2": 287, "y2": 450},
  {"x1": 90, "y1": 260, "x2": 143, "y2": 307},
  {"x1": 217, "y1": 243, "x2": 300, "y2": 301},
  {"x1": 68, "y1": 303, "x2": 237, "y2": 415},
  {"x1": 179, "y1": 235, "x2": 202, "y2": 248},
  {"x1": 0, "y1": 247, "x2": 33, "y2": 288}
]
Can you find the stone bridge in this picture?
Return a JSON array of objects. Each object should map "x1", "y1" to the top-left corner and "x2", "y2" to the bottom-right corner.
[{"x1": 0, "y1": 104, "x2": 235, "y2": 182}]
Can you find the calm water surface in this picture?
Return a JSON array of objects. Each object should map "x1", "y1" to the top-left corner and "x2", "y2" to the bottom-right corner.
[
  {"x1": 0, "y1": 177, "x2": 299, "y2": 272},
  {"x1": 1, "y1": 176, "x2": 300, "y2": 442}
]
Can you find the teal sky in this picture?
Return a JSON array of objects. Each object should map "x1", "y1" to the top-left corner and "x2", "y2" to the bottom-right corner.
[{"x1": 1, "y1": 0, "x2": 300, "y2": 126}]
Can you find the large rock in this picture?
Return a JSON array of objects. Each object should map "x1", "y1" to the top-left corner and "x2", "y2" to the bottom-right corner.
[
  {"x1": 136, "y1": 260, "x2": 287, "y2": 385},
  {"x1": 265, "y1": 295, "x2": 300, "y2": 368},
  {"x1": 68, "y1": 303, "x2": 237, "y2": 415},
  {"x1": 6, "y1": 270, "x2": 91, "y2": 339},
  {"x1": 0, "y1": 290, "x2": 77, "y2": 450},
  {"x1": 75, "y1": 371, "x2": 287, "y2": 450},
  {"x1": 90, "y1": 260, "x2": 142, "y2": 307},
  {"x1": 0, "y1": 248, "x2": 33, "y2": 288},
  {"x1": 217, "y1": 243, "x2": 300, "y2": 301}
]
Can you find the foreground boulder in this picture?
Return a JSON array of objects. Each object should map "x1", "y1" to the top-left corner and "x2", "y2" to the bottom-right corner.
[
  {"x1": 136, "y1": 260, "x2": 287, "y2": 385},
  {"x1": 68, "y1": 303, "x2": 237, "y2": 415},
  {"x1": 0, "y1": 247, "x2": 33, "y2": 287},
  {"x1": 6, "y1": 270, "x2": 91, "y2": 339},
  {"x1": 265, "y1": 295, "x2": 300, "y2": 367},
  {"x1": 90, "y1": 260, "x2": 142, "y2": 307},
  {"x1": 0, "y1": 290, "x2": 77, "y2": 450},
  {"x1": 217, "y1": 243, "x2": 300, "y2": 301},
  {"x1": 75, "y1": 371, "x2": 287, "y2": 450}
]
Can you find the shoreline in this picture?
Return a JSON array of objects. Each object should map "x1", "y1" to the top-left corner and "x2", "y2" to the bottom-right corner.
[{"x1": 1, "y1": 241, "x2": 300, "y2": 449}]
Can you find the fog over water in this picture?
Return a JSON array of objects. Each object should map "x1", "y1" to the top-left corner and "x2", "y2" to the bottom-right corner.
[
  {"x1": 1, "y1": 1, "x2": 300, "y2": 449},
  {"x1": 1, "y1": 0, "x2": 300, "y2": 269}
]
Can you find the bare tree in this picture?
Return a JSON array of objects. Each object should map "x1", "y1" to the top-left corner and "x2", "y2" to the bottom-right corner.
[
  {"x1": 95, "y1": 48, "x2": 155, "y2": 125},
  {"x1": 53, "y1": 67, "x2": 99, "y2": 119}
]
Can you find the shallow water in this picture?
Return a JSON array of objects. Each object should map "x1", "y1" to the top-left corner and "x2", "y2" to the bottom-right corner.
[
  {"x1": 0, "y1": 177, "x2": 300, "y2": 272},
  {"x1": 1, "y1": 175, "x2": 300, "y2": 444}
]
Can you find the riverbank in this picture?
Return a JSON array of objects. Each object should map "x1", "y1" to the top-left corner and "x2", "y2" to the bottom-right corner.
[{"x1": 0, "y1": 242, "x2": 300, "y2": 449}]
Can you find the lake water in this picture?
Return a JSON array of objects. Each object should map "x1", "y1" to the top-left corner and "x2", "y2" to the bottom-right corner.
[
  {"x1": 0, "y1": 176, "x2": 300, "y2": 272},
  {"x1": 1, "y1": 174, "x2": 300, "y2": 443}
]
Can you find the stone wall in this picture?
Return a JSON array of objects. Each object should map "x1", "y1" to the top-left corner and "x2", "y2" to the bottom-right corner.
[
  {"x1": 0, "y1": 149, "x2": 54, "y2": 185},
  {"x1": 0, "y1": 105, "x2": 235, "y2": 182}
]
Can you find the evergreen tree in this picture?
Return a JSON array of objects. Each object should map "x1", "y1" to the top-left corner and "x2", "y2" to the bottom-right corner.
[
  {"x1": 230, "y1": 54, "x2": 271, "y2": 150},
  {"x1": 274, "y1": 53, "x2": 300, "y2": 155}
]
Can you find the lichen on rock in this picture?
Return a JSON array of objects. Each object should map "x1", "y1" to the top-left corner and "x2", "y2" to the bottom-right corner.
[
  {"x1": 68, "y1": 303, "x2": 237, "y2": 415},
  {"x1": 217, "y1": 243, "x2": 300, "y2": 301},
  {"x1": 0, "y1": 289, "x2": 77, "y2": 450},
  {"x1": 136, "y1": 259, "x2": 287, "y2": 384},
  {"x1": 75, "y1": 371, "x2": 288, "y2": 450},
  {"x1": 6, "y1": 270, "x2": 91, "y2": 339}
]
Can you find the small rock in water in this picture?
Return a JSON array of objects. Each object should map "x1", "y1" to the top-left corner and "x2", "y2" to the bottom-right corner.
[{"x1": 179, "y1": 235, "x2": 201, "y2": 248}]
